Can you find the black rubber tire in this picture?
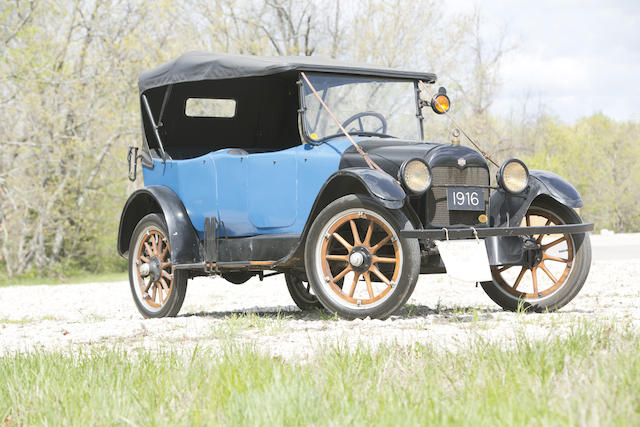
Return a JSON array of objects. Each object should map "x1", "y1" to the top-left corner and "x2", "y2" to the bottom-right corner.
[
  {"x1": 304, "y1": 194, "x2": 420, "y2": 320},
  {"x1": 128, "y1": 213, "x2": 188, "y2": 318},
  {"x1": 481, "y1": 198, "x2": 591, "y2": 312},
  {"x1": 285, "y1": 273, "x2": 323, "y2": 311}
]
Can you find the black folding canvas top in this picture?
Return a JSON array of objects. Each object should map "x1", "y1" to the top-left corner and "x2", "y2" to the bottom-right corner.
[{"x1": 138, "y1": 51, "x2": 437, "y2": 92}]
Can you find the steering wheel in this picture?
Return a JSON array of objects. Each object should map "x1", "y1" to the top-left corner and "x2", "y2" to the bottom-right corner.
[{"x1": 340, "y1": 111, "x2": 388, "y2": 135}]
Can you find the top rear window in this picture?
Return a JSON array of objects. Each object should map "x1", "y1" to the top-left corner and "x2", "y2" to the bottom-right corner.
[{"x1": 185, "y1": 98, "x2": 236, "y2": 118}]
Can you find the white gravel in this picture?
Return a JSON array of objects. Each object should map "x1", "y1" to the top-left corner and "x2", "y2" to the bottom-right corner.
[{"x1": 1, "y1": 234, "x2": 639, "y2": 359}]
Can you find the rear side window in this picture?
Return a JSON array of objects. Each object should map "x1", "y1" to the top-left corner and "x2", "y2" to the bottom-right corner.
[{"x1": 185, "y1": 98, "x2": 236, "y2": 118}]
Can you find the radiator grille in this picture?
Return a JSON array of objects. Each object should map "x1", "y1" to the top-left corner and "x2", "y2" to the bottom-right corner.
[{"x1": 426, "y1": 166, "x2": 490, "y2": 227}]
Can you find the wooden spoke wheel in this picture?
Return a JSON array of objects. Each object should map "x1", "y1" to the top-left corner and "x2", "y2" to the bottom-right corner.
[
  {"x1": 128, "y1": 214, "x2": 187, "y2": 318},
  {"x1": 481, "y1": 199, "x2": 591, "y2": 312},
  {"x1": 135, "y1": 229, "x2": 174, "y2": 309},
  {"x1": 319, "y1": 211, "x2": 401, "y2": 307},
  {"x1": 305, "y1": 195, "x2": 420, "y2": 319}
]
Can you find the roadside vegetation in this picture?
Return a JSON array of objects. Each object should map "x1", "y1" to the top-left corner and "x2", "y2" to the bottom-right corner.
[
  {"x1": 1, "y1": 322, "x2": 638, "y2": 426},
  {"x1": 0, "y1": 271, "x2": 127, "y2": 287},
  {"x1": 2, "y1": 1, "x2": 639, "y2": 282}
]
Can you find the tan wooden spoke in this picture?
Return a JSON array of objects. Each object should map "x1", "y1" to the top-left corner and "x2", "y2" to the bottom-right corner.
[
  {"x1": 370, "y1": 235, "x2": 392, "y2": 254},
  {"x1": 372, "y1": 256, "x2": 397, "y2": 264},
  {"x1": 370, "y1": 265, "x2": 391, "y2": 286},
  {"x1": 491, "y1": 209, "x2": 574, "y2": 300},
  {"x1": 348, "y1": 273, "x2": 361, "y2": 298},
  {"x1": 512, "y1": 267, "x2": 527, "y2": 290},
  {"x1": 144, "y1": 241, "x2": 154, "y2": 257},
  {"x1": 531, "y1": 267, "x2": 539, "y2": 295},
  {"x1": 364, "y1": 271, "x2": 374, "y2": 298},
  {"x1": 542, "y1": 236, "x2": 566, "y2": 251},
  {"x1": 143, "y1": 278, "x2": 153, "y2": 294},
  {"x1": 350, "y1": 219, "x2": 361, "y2": 245},
  {"x1": 333, "y1": 265, "x2": 352, "y2": 283},
  {"x1": 332, "y1": 232, "x2": 353, "y2": 251},
  {"x1": 536, "y1": 219, "x2": 552, "y2": 243},
  {"x1": 543, "y1": 254, "x2": 569, "y2": 263},
  {"x1": 363, "y1": 221, "x2": 374, "y2": 246},
  {"x1": 136, "y1": 229, "x2": 174, "y2": 309},
  {"x1": 321, "y1": 212, "x2": 400, "y2": 306}
]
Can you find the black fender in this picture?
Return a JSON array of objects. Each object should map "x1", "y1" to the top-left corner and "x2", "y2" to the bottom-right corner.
[
  {"x1": 328, "y1": 167, "x2": 407, "y2": 209},
  {"x1": 117, "y1": 186, "x2": 202, "y2": 264},
  {"x1": 489, "y1": 170, "x2": 583, "y2": 227},
  {"x1": 273, "y1": 168, "x2": 406, "y2": 268}
]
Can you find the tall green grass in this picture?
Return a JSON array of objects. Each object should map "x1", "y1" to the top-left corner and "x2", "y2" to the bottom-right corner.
[{"x1": 1, "y1": 323, "x2": 638, "y2": 426}]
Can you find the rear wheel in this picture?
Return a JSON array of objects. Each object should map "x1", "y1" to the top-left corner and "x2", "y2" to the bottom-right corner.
[
  {"x1": 285, "y1": 273, "x2": 322, "y2": 311},
  {"x1": 481, "y1": 199, "x2": 591, "y2": 312},
  {"x1": 128, "y1": 213, "x2": 187, "y2": 318},
  {"x1": 304, "y1": 195, "x2": 420, "y2": 319}
]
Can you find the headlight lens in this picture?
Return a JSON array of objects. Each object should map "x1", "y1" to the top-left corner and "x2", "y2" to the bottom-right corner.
[
  {"x1": 499, "y1": 159, "x2": 529, "y2": 194},
  {"x1": 400, "y1": 159, "x2": 431, "y2": 193}
]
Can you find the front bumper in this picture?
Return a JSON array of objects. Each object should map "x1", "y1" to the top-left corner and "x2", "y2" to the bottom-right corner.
[{"x1": 400, "y1": 223, "x2": 594, "y2": 240}]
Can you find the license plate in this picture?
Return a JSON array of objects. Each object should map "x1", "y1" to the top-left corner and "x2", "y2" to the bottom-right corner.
[
  {"x1": 435, "y1": 239, "x2": 493, "y2": 282},
  {"x1": 447, "y1": 187, "x2": 485, "y2": 211}
]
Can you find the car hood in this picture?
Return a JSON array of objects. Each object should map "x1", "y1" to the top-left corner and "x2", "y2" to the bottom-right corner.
[{"x1": 338, "y1": 138, "x2": 489, "y2": 175}]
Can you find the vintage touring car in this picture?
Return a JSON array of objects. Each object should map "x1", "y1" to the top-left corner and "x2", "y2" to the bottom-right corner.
[{"x1": 118, "y1": 52, "x2": 593, "y2": 319}]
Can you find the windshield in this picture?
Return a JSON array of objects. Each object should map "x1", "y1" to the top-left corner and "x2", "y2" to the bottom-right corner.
[{"x1": 301, "y1": 74, "x2": 421, "y2": 142}]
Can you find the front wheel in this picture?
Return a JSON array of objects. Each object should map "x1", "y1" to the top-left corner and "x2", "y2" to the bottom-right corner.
[
  {"x1": 481, "y1": 198, "x2": 591, "y2": 312},
  {"x1": 304, "y1": 195, "x2": 420, "y2": 319},
  {"x1": 128, "y1": 213, "x2": 188, "y2": 318}
]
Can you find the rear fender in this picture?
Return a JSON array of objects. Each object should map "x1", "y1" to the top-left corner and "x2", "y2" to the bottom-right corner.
[
  {"x1": 489, "y1": 170, "x2": 583, "y2": 227},
  {"x1": 117, "y1": 186, "x2": 202, "y2": 264}
]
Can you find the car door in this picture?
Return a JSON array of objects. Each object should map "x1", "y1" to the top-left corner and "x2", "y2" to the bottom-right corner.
[
  {"x1": 246, "y1": 149, "x2": 298, "y2": 229},
  {"x1": 213, "y1": 148, "x2": 298, "y2": 236}
]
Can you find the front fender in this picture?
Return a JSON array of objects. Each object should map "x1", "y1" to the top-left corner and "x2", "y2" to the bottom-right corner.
[
  {"x1": 529, "y1": 170, "x2": 582, "y2": 207},
  {"x1": 117, "y1": 186, "x2": 202, "y2": 264},
  {"x1": 330, "y1": 168, "x2": 406, "y2": 209},
  {"x1": 489, "y1": 170, "x2": 583, "y2": 227}
]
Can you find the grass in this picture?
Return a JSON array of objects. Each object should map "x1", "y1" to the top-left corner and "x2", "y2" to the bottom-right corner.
[
  {"x1": 210, "y1": 311, "x2": 294, "y2": 337},
  {"x1": 1, "y1": 322, "x2": 638, "y2": 426},
  {"x1": 0, "y1": 271, "x2": 127, "y2": 287}
]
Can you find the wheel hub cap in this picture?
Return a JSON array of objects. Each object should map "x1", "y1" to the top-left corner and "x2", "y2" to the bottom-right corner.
[
  {"x1": 147, "y1": 256, "x2": 162, "y2": 282},
  {"x1": 349, "y1": 246, "x2": 372, "y2": 273},
  {"x1": 349, "y1": 252, "x2": 364, "y2": 267}
]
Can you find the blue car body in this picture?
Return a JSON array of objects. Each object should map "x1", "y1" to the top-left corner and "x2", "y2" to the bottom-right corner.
[{"x1": 142, "y1": 139, "x2": 353, "y2": 238}]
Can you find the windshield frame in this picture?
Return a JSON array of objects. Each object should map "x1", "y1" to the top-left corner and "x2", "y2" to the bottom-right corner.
[{"x1": 298, "y1": 72, "x2": 424, "y2": 144}]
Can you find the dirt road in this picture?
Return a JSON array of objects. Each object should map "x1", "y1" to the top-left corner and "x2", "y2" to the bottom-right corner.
[{"x1": 1, "y1": 233, "x2": 638, "y2": 359}]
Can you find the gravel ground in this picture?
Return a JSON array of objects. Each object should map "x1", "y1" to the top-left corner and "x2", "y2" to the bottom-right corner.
[{"x1": 1, "y1": 234, "x2": 639, "y2": 359}]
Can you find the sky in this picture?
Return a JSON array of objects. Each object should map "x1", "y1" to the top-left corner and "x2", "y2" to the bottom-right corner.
[{"x1": 443, "y1": 0, "x2": 640, "y2": 122}]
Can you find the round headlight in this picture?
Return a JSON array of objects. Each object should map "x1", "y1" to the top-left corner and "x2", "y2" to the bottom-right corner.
[
  {"x1": 399, "y1": 159, "x2": 431, "y2": 194},
  {"x1": 499, "y1": 159, "x2": 529, "y2": 194},
  {"x1": 431, "y1": 94, "x2": 450, "y2": 114}
]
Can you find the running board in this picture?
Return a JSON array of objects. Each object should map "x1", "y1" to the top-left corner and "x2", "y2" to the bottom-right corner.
[{"x1": 173, "y1": 261, "x2": 276, "y2": 271}]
